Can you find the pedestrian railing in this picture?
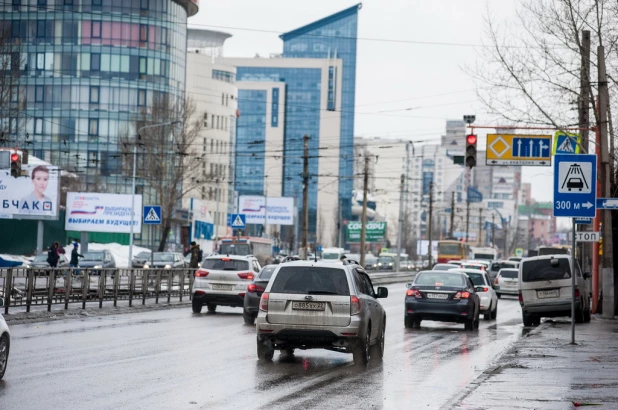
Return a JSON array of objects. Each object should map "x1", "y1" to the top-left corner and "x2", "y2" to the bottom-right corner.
[{"x1": 0, "y1": 267, "x2": 197, "y2": 314}]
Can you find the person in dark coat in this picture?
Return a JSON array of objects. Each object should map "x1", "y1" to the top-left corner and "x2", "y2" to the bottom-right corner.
[
  {"x1": 189, "y1": 242, "x2": 200, "y2": 269},
  {"x1": 69, "y1": 243, "x2": 84, "y2": 268},
  {"x1": 47, "y1": 242, "x2": 60, "y2": 268}
]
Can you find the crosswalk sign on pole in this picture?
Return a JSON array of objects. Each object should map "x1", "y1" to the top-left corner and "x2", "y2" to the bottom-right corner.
[
  {"x1": 143, "y1": 205, "x2": 162, "y2": 225},
  {"x1": 228, "y1": 213, "x2": 246, "y2": 229},
  {"x1": 552, "y1": 131, "x2": 581, "y2": 155}
]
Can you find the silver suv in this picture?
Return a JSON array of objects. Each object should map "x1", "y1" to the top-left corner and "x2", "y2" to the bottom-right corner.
[
  {"x1": 255, "y1": 261, "x2": 388, "y2": 365},
  {"x1": 192, "y1": 255, "x2": 261, "y2": 313}
]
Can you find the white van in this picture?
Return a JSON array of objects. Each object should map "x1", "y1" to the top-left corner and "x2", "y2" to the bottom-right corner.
[
  {"x1": 321, "y1": 247, "x2": 346, "y2": 263},
  {"x1": 519, "y1": 255, "x2": 591, "y2": 326}
]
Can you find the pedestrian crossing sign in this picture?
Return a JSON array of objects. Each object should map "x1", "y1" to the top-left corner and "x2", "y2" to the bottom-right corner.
[
  {"x1": 143, "y1": 205, "x2": 162, "y2": 225},
  {"x1": 227, "y1": 213, "x2": 246, "y2": 229},
  {"x1": 552, "y1": 131, "x2": 581, "y2": 155}
]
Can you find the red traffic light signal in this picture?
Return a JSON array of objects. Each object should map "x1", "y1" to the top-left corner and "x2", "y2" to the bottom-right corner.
[
  {"x1": 466, "y1": 134, "x2": 477, "y2": 145},
  {"x1": 10, "y1": 153, "x2": 19, "y2": 162},
  {"x1": 465, "y1": 134, "x2": 477, "y2": 169},
  {"x1": 10, "y1": 152, "x2": 21, "y2": 178}
]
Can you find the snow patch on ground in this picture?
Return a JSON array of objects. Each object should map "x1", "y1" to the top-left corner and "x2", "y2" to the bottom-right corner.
[{"x1": 83, "y1": 243, "x2": 151, "y2": 269}]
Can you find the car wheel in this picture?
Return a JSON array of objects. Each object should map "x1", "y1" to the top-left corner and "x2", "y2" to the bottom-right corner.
[
  {"x1": 484, "y1": 308, "x2": 492, "y2": 321},
  {"x1": 491, "y1": 305, "x2": 498, "y2": 320},
  {"x1": 207, "y1": 303, "x2": 217, "y2": 313},
  {"x1": 497, "y1": 293, "x2": 502, "y2": 299},
  {"x1": 353, "y1": 328, "x2": 370, "y2": 365},
  {"x1": 583, "y1": 307, "x2": 591, "y2": 323},
  {"x1": 413, "y1": 319, "x2": 422, "y2": 329},
  {"x1": 464, "y1": 319, "x2": 473, "y2": 331},
  {"x1": 522, "y1": 312, "x2": 534, "y2": 326},
  {"x1": 191, "y1": 299, "x2": 202, "y2": 313},
  {"x1": 533, "y1": 316, "x2": 541, "y2": 326},
  {"x1": 257, "y1": 338, "x2": 274, "y2": 361},
  {"x1": 243, "y1": 312, "x2": 255, "y2": 325},
  {"x1": 473, "y1": 316, "x2": 480, "y2": 330},
  {"x1": 575, "y1": 307, "x2": 585, "y2": 324},
  {"x1": 0, "y1": 333, "x2": 9, "y2": 380},
  {"x1": 371, "y1": 319, "x2": 385, "y2": 361},
  {"x1": 404, "y1": 315, "x2": 414, "y2": 329}
]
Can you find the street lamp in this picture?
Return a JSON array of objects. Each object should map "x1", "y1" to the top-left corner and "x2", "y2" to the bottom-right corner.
[{"x1": 128, "y1": 120, "x2": 181, "y2": 267}]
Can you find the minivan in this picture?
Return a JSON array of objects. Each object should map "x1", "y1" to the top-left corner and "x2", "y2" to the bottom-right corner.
[{"x1": 519, "y1": 255, "x2": 591, "y2": 326}]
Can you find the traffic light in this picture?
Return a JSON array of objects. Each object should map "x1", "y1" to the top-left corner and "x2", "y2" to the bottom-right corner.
[
  {"x1": 465, "y1": 134, "x2": 477, "y2": 169},
  {"x1": 10, "y1": 152, "x2": 21, "y2": 177}
]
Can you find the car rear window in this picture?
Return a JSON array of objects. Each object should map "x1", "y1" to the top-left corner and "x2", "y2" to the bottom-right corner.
[
  {"x1": 270, "y1": 267, "x2": 350, "y2": 295},
  {"x1": 521, "y1": 259, "x2": 571, "y2": 282},
  {"x1": 415, "y1": 272, "x2": 466, "y2": 287},
  {"x1": 202, "y1": 259, "x2": 249, "y2": 271},
  {"x1": 491, "y1": 262, "x2": 516, "y2": 272},
  {"x1": 432, "y1": 264, "x2": 456, "y2": 271},
  {"x1": 259, "y1": 266, "x2": 277, "y2": 280},
  {"x1": 465, "y1": 272, "x2": 486, "y2": 286},
  {"x1": 499, "y1": 269, "x2": 518, "y2": 279}
]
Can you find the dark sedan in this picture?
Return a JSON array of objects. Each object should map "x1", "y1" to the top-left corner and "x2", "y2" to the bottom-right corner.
[
  {"x1": 242, "y1": 265, "x2": 277, "y2": 325},
  {"x1": 404, "y1": 270, "x2": 480, "y2": 331},
  {"x1": 143, "y1": 252, "x2": 185, "y2": 269},
  {"x1": 132, "y1": 251, "x2": 151, "y2": 268},
  {"x1": 79, "y1": 250, "x2": 116, "y2": 273}
]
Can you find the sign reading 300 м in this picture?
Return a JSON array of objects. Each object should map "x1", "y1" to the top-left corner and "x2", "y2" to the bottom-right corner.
[{"x1": 486, "y1": 134, "x2": 552, "y2": 166}]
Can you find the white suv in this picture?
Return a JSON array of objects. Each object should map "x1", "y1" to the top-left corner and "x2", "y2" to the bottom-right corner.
[
  {"x1": 256, "y1": 261, "x2": 388, "y2": 365},
  {"x1": 192, "y1": 255, "x2": 261, "y2": 313}
]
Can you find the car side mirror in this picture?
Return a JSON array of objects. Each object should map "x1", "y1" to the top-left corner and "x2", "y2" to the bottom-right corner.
[
  {"x1": 583, "y1": 272, "x2": 592, "y2": 279},
  {"x1": 0, "y1": 297, "x2": 4, "y2": 307},
  {"x1": 376, "y1": 287, "x2": 388, "y2": 298},
  {"x1": 405, "y1": 283, "x2": 412, "y2": 289}
]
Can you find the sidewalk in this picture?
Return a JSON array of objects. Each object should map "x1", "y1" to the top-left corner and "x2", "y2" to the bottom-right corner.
[{"x1": 452, "y1": 316, "x2": 618, "y2": 409}]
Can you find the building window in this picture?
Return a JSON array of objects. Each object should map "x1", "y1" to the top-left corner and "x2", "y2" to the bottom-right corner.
[
  {"x1": 91, "y1": 21, "x2": 101, "y2": 38},
  {"x1": 210, "y1": 140, "x2": 213, "y2": 153},
  {"x1": 91, "y1": 53, "x2": 100, "y2": 71},
  {"x1": 139, "y1": 25, "x2": 148, "y2": 42},
  {"x1": 35, "y1": 85, "x2": 44, "y2": 102},
  {"x1": 87, "y1": 151, "x2": 98, "y2": 167},
  {"x1": 36, "y1": 21, "x2": 46, "y2": 38},
  {"x1": 92, "y1": 0, "x2": 102, "y2": 5},
  {"x1": 12, "y1": 0, "x2": 20, "y2": 11},
  {"x1": 88, "y1": 118, "x2": 98, "y2": 136},
  {"x1": 225, "y1": 94, "x2": 229, "y2": 106},
  {"x1": 137, "y1": 89, "x2": 146, "y2": 106},
  {"x1": 203, "y1": 112, "x2": 208, "y2": 127},
  {"x1": 221, "y1": 93, "x2": 224, "y2": 106},
  {"x1": 139, "y1": 57, "x2": 147, "y2": 74},
  {"x1": 89, "y1": 86, "x2": 99, "y2": 103},
  {"x1": 37, "y1": 0, "x2": 46, "y2": 10},
  {"x1": 34, "y1": 118, "x2": 43, "y2": 134},
  {"x1": 140, "y1": 0, "x2": 148, "y2": 9}
]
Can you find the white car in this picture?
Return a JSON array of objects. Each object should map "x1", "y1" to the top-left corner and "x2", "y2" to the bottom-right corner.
[
  {"x1": 0, "y1": 298, "x2": 10, "y2": 380},
  {"x1": 452, "y1": 269, "x2": 498, "y2": 320},
  {"x1": 495, "y1": 268, "x2": 519, "y2": 298},
  {"x1": 192, "y1": 255, "x2": 261, "y2": 313}
]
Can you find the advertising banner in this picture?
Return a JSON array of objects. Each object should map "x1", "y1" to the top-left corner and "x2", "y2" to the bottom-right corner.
[
  {"x1": 65, "y1": 192, "x2": 142, "y2": 233},
  {"x1": 238, "y1": 196, "x2": 294, "y2": 225},
  {"x1": 346, "y1": 221, "x2": 387, "y2": 243},
  {"x1": 0, "y1": 164, "x2": 60, "y2": 220}
]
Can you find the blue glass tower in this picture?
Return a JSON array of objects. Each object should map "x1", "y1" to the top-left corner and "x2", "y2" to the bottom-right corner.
[{"x1": 280, "y1": 4, "x2": 361, "y2": 224}]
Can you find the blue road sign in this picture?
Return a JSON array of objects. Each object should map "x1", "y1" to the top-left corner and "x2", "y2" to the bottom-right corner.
[
  {"x1": 553, "y1": 132, "x2": 580, "y2": 154},
  {"x1": 553, "y1": 154, "x2": 597, "y2": 218},
  {"x1": 597, "y1": 198, "x2": 618, "y2": 209},
  {"x1": 227, "y1": 213, "x2": 246, "y2": 229},
  {"x1": 143, "y1": 205, "x2": 162, "y2": 225},
  {"x1": 574, "y1": 217, "x2": 593, "y2": 225},
  {"x1": 316, "y1": 245, "x2": 323, "y2": 252},
  {"x1": 512, "y1": 137, "x2": 551, "y2": 158}
]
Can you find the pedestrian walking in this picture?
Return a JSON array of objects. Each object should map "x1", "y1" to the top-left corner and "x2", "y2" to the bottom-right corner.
[
  {"x1": 70, "y1": 243, "x2": 84, "y2": 275},
  {"x1": 47, "y1": 242, "x2": 59, "y2": 268},
  {"x1": 189, "y1": 241, "x2": 200, "y2": 269}
]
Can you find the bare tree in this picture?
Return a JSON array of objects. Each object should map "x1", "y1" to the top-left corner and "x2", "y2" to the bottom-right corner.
[{"x1": 121, "y1": 95, "x2": 204, "y2": 251}]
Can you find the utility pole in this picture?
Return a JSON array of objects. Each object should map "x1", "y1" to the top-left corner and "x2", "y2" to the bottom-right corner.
[
  {"x1": 301, "y1": 135, "x2": 310, "y2": 260},
  {"x1": 598, "y1": 46, "x2": 615, "y2": 318},
  {"x1": 465, "y1": 200, "x2": 470, "y2": 242},
  {"x1": 491, "y1": 214, "x2": 495, "y2": 246},
  {"x1": 428, "y1": 182, "x2": 434, "y2": 268},
  {"x1": 579, "y1": 30, "x2": 591, "y2": 273},
  {"x1": 360, "y1": 153, "x2": 370, "y2": 267},
  {"x1": 478, "y1": 208, "x2": 483, "y2": 247},
  {"x1": 395, "y1": 174, "x2": 405, "y2": 272},
  {"x1": 449, "y1": 191, "x2": 455, "y2": 238}
]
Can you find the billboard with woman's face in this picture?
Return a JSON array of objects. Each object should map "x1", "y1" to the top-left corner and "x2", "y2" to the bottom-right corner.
[{"x1": 0, "y1": 165, "x2": 60, "y2": 220}]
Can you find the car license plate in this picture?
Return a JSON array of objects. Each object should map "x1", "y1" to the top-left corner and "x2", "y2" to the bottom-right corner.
[
  {"x1": 292, "y1": 301, "x2": 326, "y2": 311},
  {"x1": 537, "y1": 289, "x2": 559, "y2": 298},
  {"x1": 426, "y1": 293, "x2": 448, "y2": 300},
  {"x1": 212, "y1": 284, "x2": 233, "y2": 291}
]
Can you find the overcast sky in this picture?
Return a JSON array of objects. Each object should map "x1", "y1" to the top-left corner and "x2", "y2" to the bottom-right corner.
[{"x1": 188, "y1": 0, "x2": 554, "y2": 201}]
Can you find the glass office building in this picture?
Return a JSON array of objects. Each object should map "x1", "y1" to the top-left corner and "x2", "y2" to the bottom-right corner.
[{"x1": 0, "y1": 0, "x2": 197, "y2": 199}]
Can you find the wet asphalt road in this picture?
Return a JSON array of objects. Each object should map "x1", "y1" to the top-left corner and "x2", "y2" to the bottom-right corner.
[{"x1": 0, "y1": 283, "x2": 527, "y2": 410}]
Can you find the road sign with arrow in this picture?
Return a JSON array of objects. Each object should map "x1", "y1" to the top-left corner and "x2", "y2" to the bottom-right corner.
[
  {"x1": 486, "y1": 134, "x2": 552, "y2": 166},
  {"x1": 553, "y1": 154, "x2": 597, "y2": 218}
]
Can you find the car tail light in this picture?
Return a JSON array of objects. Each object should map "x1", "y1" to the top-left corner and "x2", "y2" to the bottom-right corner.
[
  {"x1": 221, "y1": 257, "x2": 231, "y2": 261},
  {"x1": 518, "y1": 291, "x2": 523, "y2": 302},
  {"x1": 482, "y1": 287, "x2": 489, "y2": 292},
  {"x1": 494, "y1": 277, "x2": 499, "y2": 285},
  {"x1": 575, "y1": 288, "x2": 580, "y2": 298},
  {"x1": 259, "y1": 293, "x2": 269, "y2": 311},
  {"x1": 195, "y1": 270, "x2": 209, "y2": 277},
  {"x1": 406, "y1": 289, "x2": 422, "y2": 298},
  {"x1": 350, "y1": 296, "x2": 361, "y2": 315},
  {"x1": 195, "y1": 290, "x2": 205, "y2": 295},
  {"x1": 237, "y1": 272, "x2": 254, "y2": 280},
  {"x1": 454, "y1": 291, "x2": 470, "y2": 300},
  {"x1": 238, "y1": 293, "x2": 245, "y2": 297},
  {"x1": 248, "y1": 283, "x2": 265, "y2": 293}
]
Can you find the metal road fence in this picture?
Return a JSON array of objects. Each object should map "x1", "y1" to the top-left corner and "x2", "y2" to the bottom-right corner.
[{"x1": 1, "y1": 267, "x2": 197, "y2": 314}]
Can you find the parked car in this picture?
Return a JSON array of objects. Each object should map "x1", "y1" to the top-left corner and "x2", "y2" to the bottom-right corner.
[
  {"x1": 0, "y1": 297, "x2": 10, "y2": 380},
  {"x1": 404, "y1": 270, "x2": 481, "y2": 330},
  {"x1": 26, "y1": 252, "x2": 69, "y2": 269},
  {"x1": 80, "y1": 250, "x2": 116, "y2": 273},
  {"x1": 143, "y1": 252, "x2": 185, "y2": 269},
  {"x1": 256, "y1": 261, "x2": 388, "y2": 365},
  {"x1": 452, "y1": 268, "x2": 498, "y2": 320},
  {"x1": 243, "y1": 265, "x2": 277, "y2": 325},
  {"x1": 192, "y1": 255, "x2": 261, "y2": 313},
  {"x1": 132, "y1": 251, "x2": 151, "y2": 268},
  {"x1": 519, "y1": 255, "x2": 591, "y2": 326},
  {"x1": 494, "y1": 268, "x2": 519, "y2": 298}
]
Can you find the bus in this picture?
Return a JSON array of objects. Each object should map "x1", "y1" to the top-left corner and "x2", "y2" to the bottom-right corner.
[
  {"x1": 470, "y1": 247, "x2": 499, "y2": 261},
  {"x1": 217, "y1": 237, "x2": 273, "y2": 266},
  {"x1": 437, "y1": 240, "x2": 470, "y2": 264}
]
